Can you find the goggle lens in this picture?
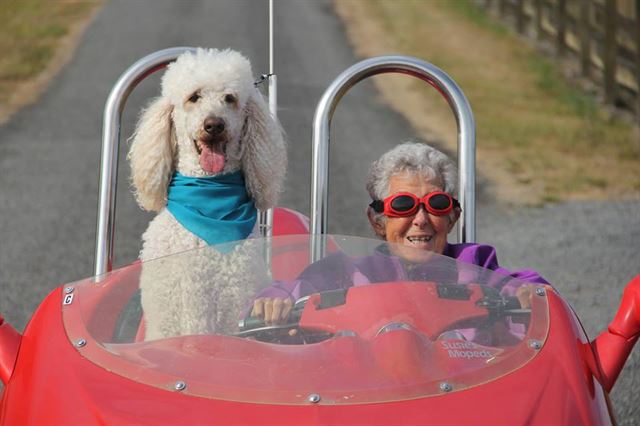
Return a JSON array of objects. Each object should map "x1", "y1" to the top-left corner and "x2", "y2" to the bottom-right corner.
[
  {"x1": 427, "y1": 193, "x2": 451, "y2": 211},
  {"x1": 389, "y1": 195, "x2": 416, "y2": 212}
]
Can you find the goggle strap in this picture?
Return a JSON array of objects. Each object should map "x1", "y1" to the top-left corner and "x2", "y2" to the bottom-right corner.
[{"x1": 369, "y1": 200, "x2": 384, "y2": 213}]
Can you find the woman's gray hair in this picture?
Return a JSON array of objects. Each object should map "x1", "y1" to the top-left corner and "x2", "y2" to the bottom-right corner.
[{"x1": 366, "y1": 142, "x2": 458, "y2": 224}]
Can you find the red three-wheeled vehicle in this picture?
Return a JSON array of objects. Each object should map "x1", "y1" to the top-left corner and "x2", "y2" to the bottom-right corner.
[{"x1": 0, "y1": 48, "x2": 638, "y2": 425}]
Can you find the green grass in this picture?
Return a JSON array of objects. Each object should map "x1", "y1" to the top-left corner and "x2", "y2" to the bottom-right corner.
[
  {"x1": 442, "y1": 0, "x2": 509, "y2": 36},
  {"x1": 527, "y1": 56, "x2": 598, "y2": 117}
]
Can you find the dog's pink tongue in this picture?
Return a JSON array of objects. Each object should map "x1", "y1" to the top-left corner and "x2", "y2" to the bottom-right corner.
[{"x1": 199, "y1": 145, "x2": 225, "y2": 174}]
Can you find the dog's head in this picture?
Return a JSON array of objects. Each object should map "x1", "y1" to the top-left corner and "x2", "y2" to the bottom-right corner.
[{"x1": 128, "y1": 48, "x2": 286, "y2": 212}]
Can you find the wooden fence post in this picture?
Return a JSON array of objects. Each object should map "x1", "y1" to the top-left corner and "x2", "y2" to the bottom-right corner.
[
  {"x1": 535, "y1": 0, "x2": 544, "y2": 40},
  {"x1": 580, "y1": 0, "x2": 591, "y2": 77},
  {"x1": 556, "y1": 0, "x2": 567, "y2": 57},
  {"x1": 635, "y1": 0, "x2": 640, "y2": 125},
  {"x1": 603, "y1": 0, "x2": 617, "y2": 105},
  {"x1": 516, "y1": 0, "x2": 525, "y2": 33}
]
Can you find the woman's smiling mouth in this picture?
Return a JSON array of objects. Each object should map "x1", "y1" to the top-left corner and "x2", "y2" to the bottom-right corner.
[{"x1": 407, "y1": 235, "x2": 433, "y2": 243}]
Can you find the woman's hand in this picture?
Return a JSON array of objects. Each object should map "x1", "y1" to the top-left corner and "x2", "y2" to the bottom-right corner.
[
  {"x1": 515, "y1": 286, "x2": 534, "y2": 309},
  {"x1": 251, "y1": 297, "x2": 294, "y2": 325}
]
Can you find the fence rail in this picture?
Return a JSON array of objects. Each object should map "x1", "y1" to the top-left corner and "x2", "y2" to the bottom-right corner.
[{"x1": 479, "y1": 0, "x2": 640, "y2": 122}]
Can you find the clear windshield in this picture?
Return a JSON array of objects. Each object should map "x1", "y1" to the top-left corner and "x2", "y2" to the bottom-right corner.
[{"x1": 62, "y1": 234, "x2": 549, "y2": 404}]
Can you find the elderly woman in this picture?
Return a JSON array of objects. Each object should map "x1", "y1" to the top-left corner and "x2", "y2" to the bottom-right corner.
[
  {"x1": 252, "y1": 142, "x2": 548, "y2": 324},
  {"x1": 366, "y1": 142, "x2": 546, "y2": 279}
]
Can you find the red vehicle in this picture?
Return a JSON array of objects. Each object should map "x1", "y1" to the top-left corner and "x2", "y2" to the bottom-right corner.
[
  {"x1": 0, "y1": 233, "x2": 639, "y2": 425},
  {"x1": 1, "y1": 49, "x2": 638, "y2": 425}
]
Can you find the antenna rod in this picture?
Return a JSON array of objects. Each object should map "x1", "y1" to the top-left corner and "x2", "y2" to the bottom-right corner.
[
  {"x1": 269, "y1": 0, "x2": 274, "y2": 75},
  {"x1": 259, "y1": 0, "x2": 276, "y2": 238},
  {"x1": 268, "y1": 0, "x2": 277, "y2": 115}
]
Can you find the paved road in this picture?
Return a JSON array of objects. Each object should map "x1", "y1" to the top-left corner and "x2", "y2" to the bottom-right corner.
[{"x1": 0, "y1": 0, "x2": 638, "y2": 421}]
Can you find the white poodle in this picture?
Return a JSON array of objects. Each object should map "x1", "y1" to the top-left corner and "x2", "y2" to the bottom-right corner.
[{"x1": 127, "y1": 48, "x2": 286, "y2": 340}]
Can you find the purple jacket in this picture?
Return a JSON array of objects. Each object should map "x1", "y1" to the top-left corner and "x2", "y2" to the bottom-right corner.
[{"x1": 259, "y1": 242, "x2": 549, "y2": 301}]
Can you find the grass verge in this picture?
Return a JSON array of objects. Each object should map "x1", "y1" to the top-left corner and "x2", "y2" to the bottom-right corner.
[
  {"x1": 0, "y1": 0, "x2": 102, "y2": 123},
  {"x1": 334, "y1": 0, "x2": 639, "y2": 205}
]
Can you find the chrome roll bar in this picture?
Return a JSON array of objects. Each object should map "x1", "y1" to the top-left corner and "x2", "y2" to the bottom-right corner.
[
  {"x1": 310, "y1": 56, "x2": 476, "y2": 259},
  {"x1": 94, "y1": 47, "x2": 197, "y2": 277}
]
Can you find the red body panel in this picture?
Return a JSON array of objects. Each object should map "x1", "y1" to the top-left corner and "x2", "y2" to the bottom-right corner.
[
  {"x1": 273, "y1": 207, "x2": 310, "y2": 235},
  {"x1": 0, "y1": 321, "x2": 20, "y2": 385},
  {"x1": 299, "y1": 283, "x2": 488, "y2": 339},
  {"x1": 0, "y1": 285, "x2": 613, "y2": 425},
  {"x1": 591, "y1": 274, "x2": 640, "y2": 391}
]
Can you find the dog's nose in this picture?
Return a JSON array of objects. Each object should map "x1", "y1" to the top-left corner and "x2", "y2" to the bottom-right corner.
[{"x1": 204, "y1": 117, "x2": 225, "y2": 135}]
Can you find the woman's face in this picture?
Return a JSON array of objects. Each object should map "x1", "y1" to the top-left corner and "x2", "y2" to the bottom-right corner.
[{"x1": 370, "y1": 172, "x2": 459, "y2": 262}]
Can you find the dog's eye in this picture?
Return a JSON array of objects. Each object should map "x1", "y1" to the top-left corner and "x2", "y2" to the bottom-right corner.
[
  {"x1": 224, "y1": 94, "x2": 237, "y2": 104},
  {"x1": 188, "y1": 92, "x2": 201, "y2": 103}
]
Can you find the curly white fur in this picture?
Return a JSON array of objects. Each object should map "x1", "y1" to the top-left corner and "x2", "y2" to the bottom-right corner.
[
  {"x1": 140, "y1": 240, "x2": 270, "y2": 340},
  {"x1": 127, "y1": 48, "x2": 286, "y2": 340}
]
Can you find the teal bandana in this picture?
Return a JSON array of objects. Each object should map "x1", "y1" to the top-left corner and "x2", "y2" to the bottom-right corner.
[{"x1": 166, "y1": 171, "x2": 257, "y2": 246}]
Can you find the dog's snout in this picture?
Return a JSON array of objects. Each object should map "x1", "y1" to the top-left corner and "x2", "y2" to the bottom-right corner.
[{"x1": 204, "y1": 117, "x2": 225, "y2": 135}]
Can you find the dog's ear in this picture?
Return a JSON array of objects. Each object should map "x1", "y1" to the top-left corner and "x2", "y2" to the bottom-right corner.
[
  {"x1": 127, "y1": 97, "x2": 175, "y2": 212},
  {"x1": 241, "y1": 90, "x2": 287, "y2": 211}
]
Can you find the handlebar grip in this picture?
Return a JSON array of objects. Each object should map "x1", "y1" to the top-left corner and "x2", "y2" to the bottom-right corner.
[
  {"x1": 238, "y1": 316, "x2": 266, "y2": 331},
  {"x1": 476, "y1": 294, "x2": 523, "y2": 313},
  {"x1": 238, "y1": 308, "x2": 304, "y2": 332},
  {"x1": 504, "y1": 296, "x2": 522, "y2": 311}
]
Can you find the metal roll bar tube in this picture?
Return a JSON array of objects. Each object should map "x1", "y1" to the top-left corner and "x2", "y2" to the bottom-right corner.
[
  {"x1": 310, "y1": 55, "x2": 476, "y2": 260},
  {"x1": 94, "y1": 47, "x2": 197, "y2": 277},
  {"x1": 258, "y1": 0, "x2": 277, "y2": 240}
]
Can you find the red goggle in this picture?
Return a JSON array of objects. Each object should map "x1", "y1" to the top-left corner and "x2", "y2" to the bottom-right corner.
[{"x1": 369, "y1": 191, "x2": 460, "y2": 218}]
